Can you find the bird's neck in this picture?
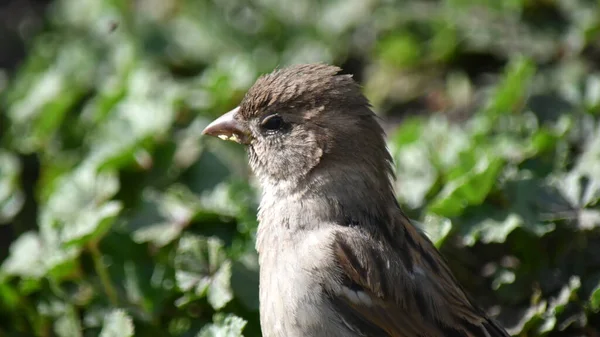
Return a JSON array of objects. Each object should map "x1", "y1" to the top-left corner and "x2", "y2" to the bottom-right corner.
[{"x1": 257, "y1": 161, "x2": 396, "y2": 231}]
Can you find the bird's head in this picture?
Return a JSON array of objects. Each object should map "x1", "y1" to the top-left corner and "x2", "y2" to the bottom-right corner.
[{"x1": 202, "y1": 64, "x2": 393, "y2": 195}]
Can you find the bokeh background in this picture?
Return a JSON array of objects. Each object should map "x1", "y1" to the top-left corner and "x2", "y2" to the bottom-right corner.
[{"x1": 1, "y1": 0, "x2": 600, "y2": 336}]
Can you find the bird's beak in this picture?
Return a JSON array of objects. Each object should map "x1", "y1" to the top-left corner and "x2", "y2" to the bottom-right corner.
[{"x1": 202, "y1": 107, "x2": 251, "y2": 145}]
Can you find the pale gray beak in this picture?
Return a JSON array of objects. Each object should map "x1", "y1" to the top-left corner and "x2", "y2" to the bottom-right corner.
[{"x1": 202, "y1": 107, "x2": 251, "y2": 144}]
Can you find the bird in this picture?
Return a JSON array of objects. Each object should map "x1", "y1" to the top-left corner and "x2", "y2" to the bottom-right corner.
[{"x1": 202, "y1": 63, "x2": 510, "y2": 337}]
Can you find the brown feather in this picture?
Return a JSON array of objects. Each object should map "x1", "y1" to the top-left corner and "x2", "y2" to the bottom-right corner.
[{"x1": 331, "y1": 210, "x2": 510, "y2": 337}]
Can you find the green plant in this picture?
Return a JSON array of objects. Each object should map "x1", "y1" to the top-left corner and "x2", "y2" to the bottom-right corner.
[{"x1": 1, "y1": 0, "x2": 600, "y2": 336}]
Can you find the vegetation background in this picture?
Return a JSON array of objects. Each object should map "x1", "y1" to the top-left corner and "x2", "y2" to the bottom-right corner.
[{"x1": 1, "y1": 0, "x2": 600, "y2": 336}]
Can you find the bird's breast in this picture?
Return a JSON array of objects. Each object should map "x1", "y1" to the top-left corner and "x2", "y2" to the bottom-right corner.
[{"x1": 257, "y1": 226, "x2": 356, "y2": 337}]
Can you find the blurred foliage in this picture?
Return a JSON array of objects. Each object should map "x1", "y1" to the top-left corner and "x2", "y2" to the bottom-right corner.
[{"x1": 1, "y1": 0, "x2": 600, "y2": 336}]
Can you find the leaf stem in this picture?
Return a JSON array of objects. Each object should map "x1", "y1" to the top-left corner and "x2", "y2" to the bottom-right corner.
[{"x1": 88, "y1": 240, "x2": 118, "y2": 305}]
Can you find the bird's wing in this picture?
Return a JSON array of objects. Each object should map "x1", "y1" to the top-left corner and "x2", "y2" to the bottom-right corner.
[{"x1": 328, "y1": 212, "x2": 510, "y2": 337}]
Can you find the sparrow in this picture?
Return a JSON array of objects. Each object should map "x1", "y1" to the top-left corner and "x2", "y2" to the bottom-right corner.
[{"x1": 202, "y1": 64, "x2": 510, "y2": 337}]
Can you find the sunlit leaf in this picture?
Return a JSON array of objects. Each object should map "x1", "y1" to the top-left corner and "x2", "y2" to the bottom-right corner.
[
  {"x1": 559, "y1": 123, "x2": 600, "y2": 207},
  {"x1": 54, "y1": 305, "x2": 83, "y2": 337},
  {"x1": 394, "y1": 142, "x2": 438, "y2": 209},
  {"x1": 417, "y1": 214, "x2": 452, "y2": 247},
  {"x1": 1, "y1": 232, "x2": 45, "y2": 279},
  {"x1": 0, "y1": 150, "x2": 24, "y2": 223},
  {"x1": 197, "y1": 313, "x2": 247, "y2": 337},
  {"x1": 461, "y1": 211, "x2": 522, "y2": 246},
  {"x1": 41, "y1": 167, "x2": 121, "y2": 247},
  {"x1": 5, "y1": 40, "x2": 97, "y2": 152},
  {"x1": 99, "y1": 310, "x2": 134, "y2": 337}
]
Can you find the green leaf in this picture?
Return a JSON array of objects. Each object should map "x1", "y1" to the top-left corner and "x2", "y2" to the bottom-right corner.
[
  {"x1": 40, "y1": 166, "x2": 121, "y2": 247},
  {"x1": 389, "y1": 117, "x2": 424, "y2": 148},
  {"x1": 393, "y1": 142, "x2": 438, "y2": 209},
  {"x1": 174, "y1": 234, "x2": 233, "y2": 310},
  {"x1": 54, "y1": 306, "x2": 83, "y2": 337},
  {"x1": 429, "y1": 150, "x2": 504, "y2": 217},
  {"x1": 99, "y1": 310, "x2": 135, "y2": 337},
  {"x1": 429, "y1": 21, "x2": 458, "y2": 62},
  {"x1": 536, "y1": 276, "x2": 581, "y2": 334},
  {"x1": 0, "y1": 150, "x2": 24, "y2": 223},
  {"x1": 424, "y1": 117, "x2": 471, "y2": 170},
  {"x1": 459, "y1": 208, "x2": 523, "y2": 246},
  {"x1": 207, "y1": 261, "x2": 233, "y2": 310},
  {"x1": 2, "y1": 228, "x2": 79, "y2": 284},
  {"x1": 1, "y1": 232, "x2": 45, "y2": 279},
  {"x1": 84, "y1": 65, "x2": 178, "y2": 171},
  {"x1": 558, "y1": 124, "x2": 600, "y2": 207},
  {"x1": 391, "y1": 117, "x2": 471, "y2": 210},
  {"x1": 485, "y1": 57, "x2": 536, "y2": 116},
  {"x1": 129, "y1": 187, "x2": 199, "y2": 247},
  {"x1": 584, "y1": 74, "x2": 600, "y2": 112},
  {"x1": 198, "y1": 182, "x2": 248, "y2": 218},
  {"x1": 505, "y1": 178, "x2": 571, "y2": 232},
  {"x1": 62, "y1": 201, "x2": 122, "y2": 246},
  {"x1": 0, "y1": 282, "x2": 21, "y2": 310},
  {"x1": 197, "y1": 313, "x2": 247, "y2": 337},
  {"x1": 578, "y1": 209, "x2": 600, "y2": 230},
  {"x1": 461, "y1": 177, "x2": 566, "y2": 245},
  {"x1": 458, "y1": 175, "x2": 569, "y2": 245},
  {"x1": 5, "y1": 40, "x2": 96, "y2": 152},
  {"x1": 377, "y1": 33, "x2": 422, "y2": 68},
  {"x1": 590, "y1": 282, "x2": 600, "y2": 311},
  {"x1": 416, "y1": 214, "x2": 452, "y2": 247}
]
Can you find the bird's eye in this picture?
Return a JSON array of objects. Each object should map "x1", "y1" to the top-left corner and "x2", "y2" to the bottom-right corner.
[{"x1": 261, "y1": 115, "x2": 285, "y2": 132}]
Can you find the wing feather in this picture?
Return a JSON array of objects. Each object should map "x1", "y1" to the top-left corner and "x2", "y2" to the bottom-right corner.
[{"x1": 328, "y1": 211, "x2": 510, "y2": 337}]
